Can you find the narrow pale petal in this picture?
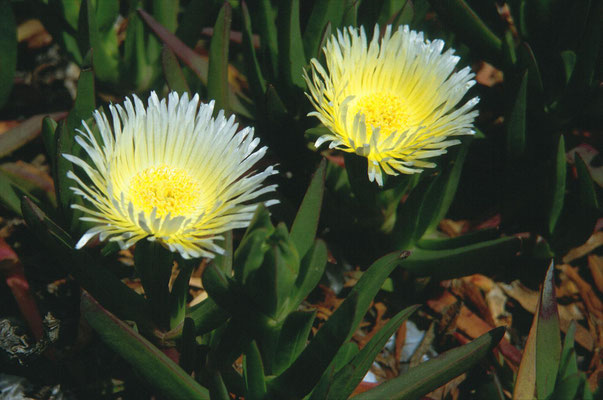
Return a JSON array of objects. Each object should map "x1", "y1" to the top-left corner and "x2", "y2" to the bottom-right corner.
[
  {"x1": 305, "y1": 25, "x2": 479, "y2": 186},
  {"x1": 66, "y1": 92, "x2": 278, "y2": 258}
]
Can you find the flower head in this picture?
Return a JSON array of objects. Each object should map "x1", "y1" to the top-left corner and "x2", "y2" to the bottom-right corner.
[
  {"x1": 65, "y1": 92, "x2": 278, "y2": 259},
  {"x1": 305, "y1": 25, "x2": 479, "y2": 185}
]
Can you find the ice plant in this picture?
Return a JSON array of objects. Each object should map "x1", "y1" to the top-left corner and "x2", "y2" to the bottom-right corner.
[
  {"x1": 305, "y1": 25, "x2": 479, "y2": 185},
  {"x1": 64, "y1": 92, "x2": 278, "y2": 259}
]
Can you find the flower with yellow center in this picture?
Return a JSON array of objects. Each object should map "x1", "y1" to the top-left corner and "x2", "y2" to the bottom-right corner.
[
  {"x1": 64, "y1": 92, "x2": 278, "y2": 259},
  {"x1": 305, "y1": 25, "x2": 479, "y2": 186}
]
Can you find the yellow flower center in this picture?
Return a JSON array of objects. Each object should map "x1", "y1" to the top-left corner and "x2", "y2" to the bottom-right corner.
[
  {"x1": 129, "y1": 164, "x2": 201, "y2": 217},
  {"x1": 356, "y1": 92, "x2": 409, "y2": 135}
]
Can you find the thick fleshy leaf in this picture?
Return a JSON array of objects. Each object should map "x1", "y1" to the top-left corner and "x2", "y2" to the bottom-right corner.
[
  {"x1": 574, "y1": 153, "x2": 599, "y2": 228},
  {"x1": 208, "y1": 371, "x2": 230, "y2": 400},
  {"x1": 267, "y1": 293, "x2": 357, "y2": 399},
  {"x1": 134, "y1": 240, "x2": 174, "y2": 330},
  {"x1": 138, "y1": 8, "x2": 250, "y2": 117},
  {"x1": 502, "y1": 29, "x2": 517, "y2": 71},
  {"x1": 272, "y1": 310, "x2": 317, "y2": 375},
  {"x1": 391, "y1": 172, "x2": 438, "y2": 249},
  {"x1": 81, "y1": 292, "x2": 210, "y2": 400},
  {"x1": 169, "y1": 259, "x2": 195, "y2": 330},
  {"x1": 513, "y1": 262, "x2": 561, "y2": 399},
  {"x1": 376, "y1": 0, "x2": 410, "y2": 25},
  {"x1": 122, "y1": 9, "x2": 153, "y2": 91},
  {"x1": 416, "y1": 228, "x2": 499, "y2": 250},
  {"x1": 400, "y1": 236, "x2": 521, "y2": 280},
  {"x1": 342, "y1": 0, "x2": 359, "y2": 26},
  {"x1": 413, "y1": 139, "x2": 471, "y2": 240},
  {"x1": 162, "y1": 46, "x2": 190, "y2": 95},
  {"x1": 354, "y1": 327, "x2": 505, "y2": 400},
  {"x1": 392, "y1": 0, "x2": 415, "y2": 26},
  {"x1": 213, "y1": 230, "x2": 233, "y2": 275},
  {"x1": 41, "y1": 116, "x2": 59, "y2": 169},
  {"x1": 334, "y1": 251, "x2": 411, "y2": 340},
  {"x1": 560, "y1": 50, "x2": 577, "y2": 84},
  {"x1": 243, "y1": 341, "x2": 267, "y2": 400},
  {"x1": 138, "y1": 8, "x2": 208, "y2": 81},
  {"x1": 547, "y1": 135, "x2": 566, "y2": 235},
  {"x1": 552, "y1": 153, "x2": 599, "y2": 253},
  {"x1": 290, "y1": 159, "x2": 326, "y2": 259},
  {"x1": 245, "y1": 224, "x2": 300, "y2": 319},
  {"x1": 309, "y1": 342, "x2": 360, "y2": 400},
  {"x1": 555, "y1": 321, "x2": 580, "y2": 399},
  {"x1": 78, "y1": 0, "x2": 119, "y2": 84},
  {"x1": 207, "y1": 2, "x2": 232, "y2": 115},
  {"x1": 557, "y1": 0, "x2": 600, "y2": 117},
  {"x1": 290, "y1": 239, "x2": 328, "y2": 311},
  {"x1": 513, "y1": 297, "x2": 538, "y2": 400},
  {"x1": 518, "y1": 43, "x2": 544, "y2": 95},
  {"x1": 202, "y1": 262, "x2": 270, "y2": 335},
  {"x1": 95, "y1": 0, "x2": 119, "y2": 31},
  {"x1": 506, "y1": 70, "x2": 528, "y2": 159},
  {"x1": 258, "y1": 0, "x2": 279, "y2": 79},
  {"x1": 179, "y1": 317, "x2": 197, "y2": 374},
  {"x1": 265, "y1": 84, "x2": 288, "y2": 115},
  {"x1": 234, "y1": 228, "x2": 272, "y2": 285},
  {"x1": 536, "y1": 262, "x2": 561, "y2": 399},
  {"x1": 303, "y1": 0, "x2": 344, "y2": 59},
  {"x1": 186, "y1": 297, "x2": 228, "y2": 336},
  {"x1": 0, "y1": 171, "x2": 24, "y2": 215},
  {"x1": 55, "y1": 61, "x2": 95, "y2": 223},
  {"x1": 324, "y1": 305, "x2": 420, "y2": 399},
  {"x1": 176, "y1": 0, "x2": 214, "y2": 48},
  {"x1": 0, "y1": 0, "x2": 16, "y2": 108},
  {"x1": 207, "y1": 318, "x2": 252, "y2": 372},
  {"x1": 277, "y1": 0, "x2": 306, "y2": 91},
  {"x1": 241, "y1": 1, "x2": 267, "y2": 106},
  {"x1": 233, "y1": 206, "x2": 274, "y2": 285},
  {"x1": 21, "y1": 197, "x2": 154, "y2": 332},
  {"x1": 428, "y1": 0, "x2": 502, "y2": 65}
]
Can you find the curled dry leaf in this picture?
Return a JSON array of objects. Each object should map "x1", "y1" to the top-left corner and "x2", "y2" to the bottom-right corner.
[
  {"x1": 427, "y1": 290, "x2": 522, "y2": 366},
  {"x1": 563, "y1": 231, "x2": 603, "y2": 263},
  {"x1": 588, "y1": 255, "x2": 603, "y2": 293},
  {"x1": 500, "y1": 279, "x2": 594, "y2": 351}
]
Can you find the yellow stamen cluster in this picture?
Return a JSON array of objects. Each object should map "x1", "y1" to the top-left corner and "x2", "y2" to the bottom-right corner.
[
  {"x1": 305, "y1": 25, "x2": 479, "y2": 185},
  {"x1": 129, "y1": 165, "x2": 201, "y2": 218},
  {"x1": 354, "y1": 92, "x2": 409, "y2": 136},
  {"x1": 65, "y1": 92, "x2": 278, "y2": 259}
]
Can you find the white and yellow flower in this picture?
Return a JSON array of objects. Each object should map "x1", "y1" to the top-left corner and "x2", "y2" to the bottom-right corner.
[
  {"x1": 305, "y1": 25, "x2": 479, "y2": 186},
  {"x1": 65, "y1": 92, "x2": 278, "y2": 259}
]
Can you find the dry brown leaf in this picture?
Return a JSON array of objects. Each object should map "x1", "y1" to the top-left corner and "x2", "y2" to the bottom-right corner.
[
  {"x1": 475, "y1": 62, "x2": 504, "y2": 87},
  {"x1": 188, "y1": 290, "x2": 207, "y2": 307},
  {"x1": 428, "y1": 373, "x2": 466, "y2": 400},
  {"x1": 451, "y1": 279, "x2": 496, "y2": 327},
  {"x1": 559, "y1": 264, "x2": 603, "y2": 321},
  {"x1": 438, "y1": 219, "x2": 467, "y2": 237},
  {"x1": 356, "y1": 302, "x2": 388, "y2": 349},
  {"x1": 465, "y1": 274, "x2": 495, "y2": 292},
  {"x1": 500, "y1": 280, "x2": 594, "y2": 351},
  {"x1": 563, "y1": 231, "x2": 603, "y2": 263},
  {"x1": 486, "y1": 285, "x2": 512, "y2": 328},
  {"x1": 393, "y1": 321, "x2": 407, "y2": 374},
  {"x1": 427, "y1": 290, "x2": 522, "y2": 366},
  {"x1": 0, "y1": 121, "x2": 19, "y2": 134},
  {"x1": 588, "y1": 254, "x2": 603, "y2": 293},
  {"x1": 500, "y1": 280, "x2": 584, "y2": 321},
  {"x1": 409, "y1": 322, "x2": 435, "y2": 368}
]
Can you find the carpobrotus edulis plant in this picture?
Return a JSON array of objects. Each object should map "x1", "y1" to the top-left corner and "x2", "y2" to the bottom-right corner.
[
  {"x1": 305, "y1": 25, "x2": 479, "y2": 186},
  {"x1": 64, "y1": 92, "x2": 278, "y2": 259}
]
